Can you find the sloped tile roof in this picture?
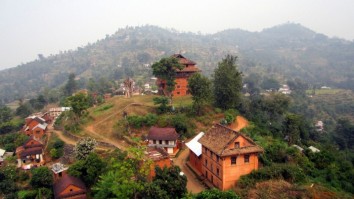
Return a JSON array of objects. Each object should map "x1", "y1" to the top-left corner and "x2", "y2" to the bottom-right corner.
[
  {"x1": 53, "y1": 175, "x2": 86, "y2": 199},
  {"x1": 147, "y1": 127, "x2": 178, "y2": 141},
  {"x1": 198, "y1": 124, "x2": 263, "y2": 157}
]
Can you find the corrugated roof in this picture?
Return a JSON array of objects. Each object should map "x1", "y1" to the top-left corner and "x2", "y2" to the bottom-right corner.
[
  {"x1": 0, "y1": 149, "x2": 5, "y2": 157},
  {"x1": 186, "y1": 132, "x2": 204, "y2": 156}
]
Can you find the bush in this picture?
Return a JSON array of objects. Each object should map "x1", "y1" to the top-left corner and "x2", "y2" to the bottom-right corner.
[
  {"x1": 127, "y1": 114, "x2": 158, "y2": 128},
  {"x1": 238, "y1": 164, "x2": 306, "y2": 188}
]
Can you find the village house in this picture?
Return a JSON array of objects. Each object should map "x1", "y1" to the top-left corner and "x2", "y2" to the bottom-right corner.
[
  {"x1": 53, "y1": 175, "x2": 87, "y2": 199},
  {"x1": 49, "y1": 107, "x2": 71, "y2": 118},
  {"x1": 157, "y1": 54, "x2": 200, "y2": 96},
  {"x1": 185, "y1": 132, "x2": 205, "y2": 174},
  {"x1": 198, "y1": 124, "x2": 263, "y2": 190},
  {"x1": 278, "y1": 84, "x2": 292, "y2": 95},
  {"x1": 147, "y1": 126, "x2": 179, "y2": 156},
  {"x1": 146, "y1": 146, "x2": 172, "y2": 180},
  {"x1": 15, "y1": 137, "x2": 45, "y2": 169},
  {"x1": 22, "y1": 115, "x2": 48, "y2": 139}
]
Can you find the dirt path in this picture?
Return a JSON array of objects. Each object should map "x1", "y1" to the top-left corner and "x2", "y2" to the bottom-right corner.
[
  {"x1": 52, "y1": 130, "x2": 77, "y2": 146},
  {"x1": 174, "y1": 149, "x2": 205, "y2": 193},
  {"x1": 230, "y1": 115, "x2": 249, "y2": 131},
  {"x1": 83, "y1": 103, "x2": 146, "y2": 150}
]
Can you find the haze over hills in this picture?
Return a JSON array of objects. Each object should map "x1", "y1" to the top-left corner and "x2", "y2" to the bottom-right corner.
[{"x1": 0, "y1": 23, "x2": 354, "y2": 103}]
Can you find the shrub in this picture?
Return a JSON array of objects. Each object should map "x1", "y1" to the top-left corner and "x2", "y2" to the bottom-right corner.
[{"x1": 238, "y1": 164, "x2": 306, "y2": 188}]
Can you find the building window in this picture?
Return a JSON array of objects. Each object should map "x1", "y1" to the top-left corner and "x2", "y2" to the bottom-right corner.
[
  {"x1": 216, "y1": 155, "x2": 219, "y2": 163},
  {"x1": 205, "y1": 159, "x2": 208, "y2": 166},
  {"x1": 153, "y1": 140, "x2": 156, "y2": 144},
  {"x1": 211, "y1": 175, "x2": 213, "y2": 183},
  {"x1": 244, "y1": 155, "x2": 250, "y2": 163},
  {"x1": 211, "y1": 163, "x2": 213, "y2": 172},
  {"x1": 70, "y1": 189, "x2": 73, "y2": 192},
  {"x1": 205, "y1": 171, "x2": 208, "y2": 178},
  {"x1": 159, "y1": 140, "x2": 162, "y2": 144},
  {"x1": 177, "y1": 92, "x2": 180, "y2": 95},
  {"x1": 177, "y1": 85, "x2": 180, "y2": 88},
  {"x1": 36, "y1": 131, "x2": 40, "y2": 134},
  {"x1": 231, "y1": 156, "x2": 237, "y2": 165},
  {"x1": 234, "y1": 142, "x2": 240, "y2": 148},
  {"x1": 217, "y1": 168, "x2": 219, "y2": 176}
]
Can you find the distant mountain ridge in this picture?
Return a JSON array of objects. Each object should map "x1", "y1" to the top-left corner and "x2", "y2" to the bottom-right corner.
[{"x1": 0, "y1": 23, "x2": 354, "y2": 103}]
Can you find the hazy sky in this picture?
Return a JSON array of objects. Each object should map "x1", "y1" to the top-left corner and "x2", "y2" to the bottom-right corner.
[{"x1": 1, "y1": 0, "x2": 354, "y2": 70}]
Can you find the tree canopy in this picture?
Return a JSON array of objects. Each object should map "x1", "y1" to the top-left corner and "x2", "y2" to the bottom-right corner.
[
  {"x1": 188, "y1": 73, "x2": 212, "y2": 115},
  {"x1": 151, "y1": 57, "x2": 183, "y2": 99},
  {"x1": 213, "y1": 55, "x2": 242, "y2": 110}
]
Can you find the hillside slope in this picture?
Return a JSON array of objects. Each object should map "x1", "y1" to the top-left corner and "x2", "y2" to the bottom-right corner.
[{"x1": 1, "y1": 23, "x2": 354, "y2": 103}]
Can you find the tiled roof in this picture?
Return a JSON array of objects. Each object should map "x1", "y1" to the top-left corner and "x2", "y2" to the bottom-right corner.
[
  {"x1": 19, "y1": 147, "x2": 43, "y2": 158},
  {"x1": 23, "y1": 137, "x2": 43, "y2": 149},
  {"x1": 53, "y1": 175, "x2": 86, "y2": 199},
  {"x1": 198, "y1": 124, "x2": 263, "y2": 157},
  {"x1": 147, "y1": 127, "x2": 178, "y2": 141},
  {"x1": 172, "y1": 54, "x2": 196, "y2": 65}
]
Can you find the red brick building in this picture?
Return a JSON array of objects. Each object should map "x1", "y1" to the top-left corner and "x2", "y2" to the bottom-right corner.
[
  {"x1": 22, "y1": 116, "x2": 48, "y2": 139},
  {"x1": 15, "y1": 137, "x2": 45, "y2": 169},
  {"x1": 198, "y1": 124, "x2": 263, "y2": 190},
  {"x1": 157, "y1": 54, "x2": 200, "y2": 96},
  {"x1": 147, "y1": 147, "x2": 172, "y2": 180}
]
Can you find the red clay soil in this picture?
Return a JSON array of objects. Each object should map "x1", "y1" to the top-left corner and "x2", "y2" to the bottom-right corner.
[
  {"x1": 229, "y1": 116, "x2": 249, "y2": 131},
  {"x1": 173, "y1": 148, "x2": 206, "y2": 193}
]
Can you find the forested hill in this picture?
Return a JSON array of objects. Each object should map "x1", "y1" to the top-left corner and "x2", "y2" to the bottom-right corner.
[{"x1": 1, "y1": 23, "x2": 354, "y2": 103}]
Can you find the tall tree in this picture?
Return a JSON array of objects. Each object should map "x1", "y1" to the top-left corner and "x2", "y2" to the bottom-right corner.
[
  {"x1": 63, "y1": 73, "x2": 77, "y2": 96},
  {"x1": 188, "y1": 73, "x2": 212, "y2": 115},
  {"x1": 151, "y1": 57, "x2": 183, "y2": 102},
  {"x1": 213, "y1": 55, "x2": 242, "y2": 110},
  {"x1": 284, "y1": 113, "x2": 301, "y2": 145}
]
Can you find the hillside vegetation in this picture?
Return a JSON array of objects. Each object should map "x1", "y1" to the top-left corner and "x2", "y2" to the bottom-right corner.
[{"x1": 1, "y1": 23, "x2": 354, "y2": 103}]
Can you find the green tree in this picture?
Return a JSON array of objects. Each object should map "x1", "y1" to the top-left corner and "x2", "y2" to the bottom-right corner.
[
  {"x1": 63, "y1": 73, "x2": 77, "y2": 96},
  {"x1": 68, "y1": 153, "x2": 106, "y2": 186},
  {"x1": 65, "y1": 93, "x2": 90, "y2": 118},
  {"x1": 152, "y1": 166, "x2": 187, "y2": 199},
  {"x1": 213, "y1": 55, "x2": 242, "y2": 110},
  {"x1": 284, "y1": 113, "x2": 301, "y2": 145},
  {"x1": 151, "y1": 57, "x2": 183, "y2": 101},
  {"x1": 188, "y1": 73, "x2": 212, "y2": 115},
  {"x1": 30, "y1": 167, "x2": 53, "y2": 188},
  {"x1": 15, "y1": 103, "x2": 32, "y2": 117},
  {"x1": 0, "y1": 105, "x2": 12, "y2": 123},
  {"x1": 334, "y1": 119, "x2": 354, "y2": 150},
  {"x1": 194, "y1": 188, "x2": 240, "y2": 199}
]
